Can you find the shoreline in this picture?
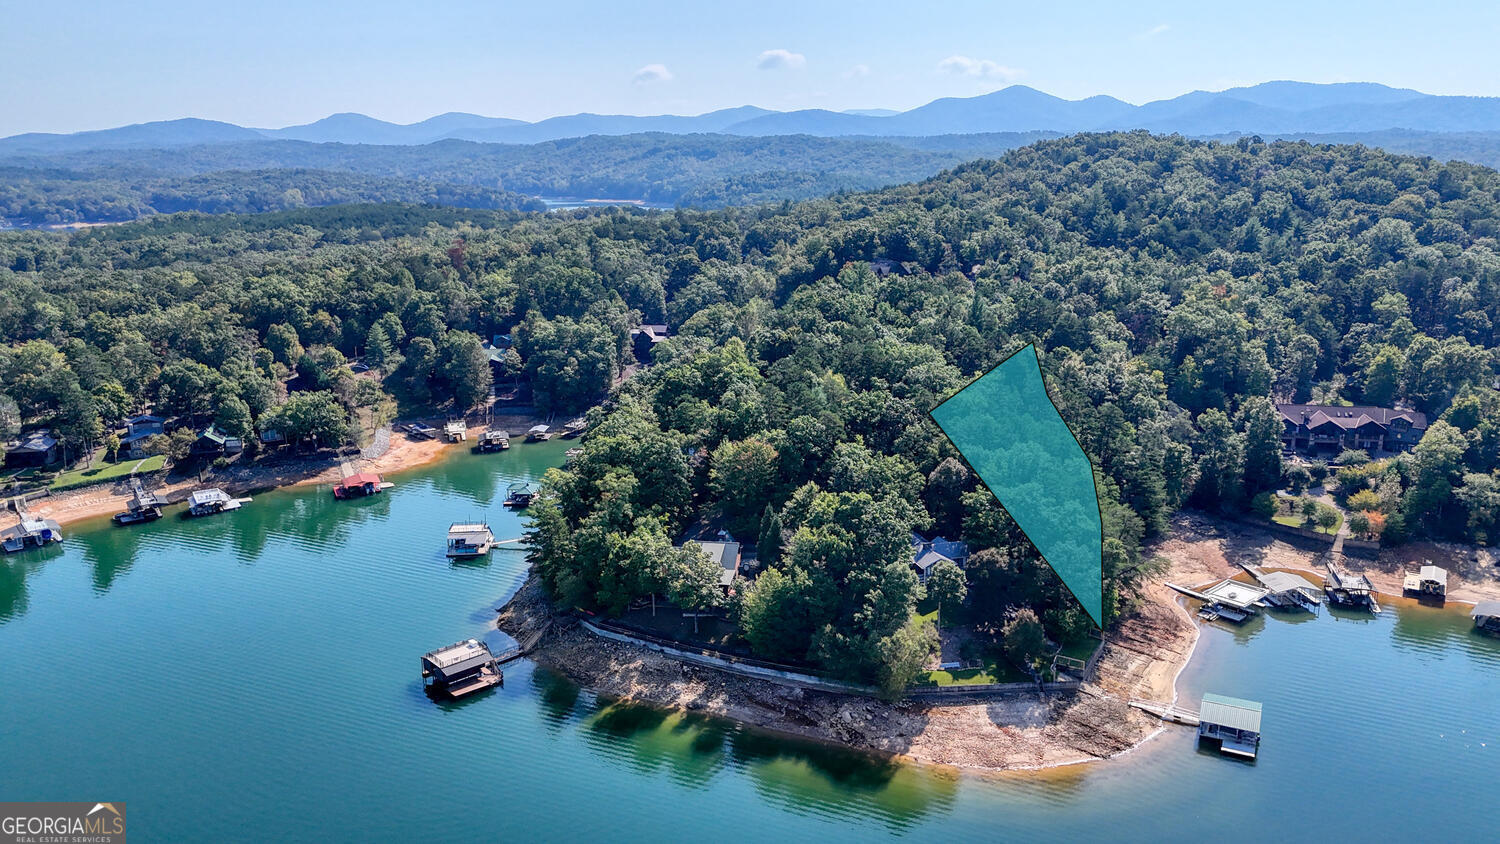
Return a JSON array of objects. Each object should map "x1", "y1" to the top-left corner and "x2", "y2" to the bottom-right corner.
[
  {"x1": 5, "y1": 414, "x2": 546, "y2": 531},
  {"x1": 496, "y1": 510, "x2": 1498, "y2": 776}
]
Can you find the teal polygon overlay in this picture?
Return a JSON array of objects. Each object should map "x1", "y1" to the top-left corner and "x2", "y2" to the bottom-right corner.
[{"x1": 929, "y1": 344, "x2": 1104, "y2": 627}]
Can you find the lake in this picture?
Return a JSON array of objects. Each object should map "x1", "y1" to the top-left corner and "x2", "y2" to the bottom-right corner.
[
  {"x1": 535, "y1": 196, "x2": 674, "y2": 212},
  {"x1": 1, "y1": 443, "x2": 1495, "y2": 841}
]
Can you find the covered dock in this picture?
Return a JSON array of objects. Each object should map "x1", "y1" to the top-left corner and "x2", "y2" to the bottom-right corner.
[
  {"x1": 114, "y1": 478, "x2": 164, "y2": 525},
  {"x1": 443, "y1": 420, "x2": 468, "y2": 442},
  {"x1": 1403, "y1": 564, "x2": 1448, "y2": 601},
  {"x1": 1324, "y1": 564, "x2": 1380, "y2": 612},
  {"x1": 1472, "y1": 601, "x2": 1500, "y2": 635},
  {"x1": 186, "y1": 488, "x2": 244, "y2": 517},
  {"x1": 1242, "y1": 565, "x2": 1323, "y2": 612},
  {"x1": 1167, "y1": 579, "x2": 1268, "y2": 623},
  {"x1": 1197, "y1": 693, "x2": 1263, "y2": 759},
  {"x1": 420, "y1": 639, "x2": 501, "y2": 698},
  {"x1": 525, "y1": 424, "x2": 552, "y2": 442},
  {"x1": 334, "y1": 472, "x2": 391, "y2": 500},
  {"x1": 476, "y1": 429, "x2": 510, "y2": 453},
  {"x1": 1, "y1": 517, "x2": 63, "y2": 553},
  {"x1": 447, "y1": 522, "x2": 494, "y2": 557}
]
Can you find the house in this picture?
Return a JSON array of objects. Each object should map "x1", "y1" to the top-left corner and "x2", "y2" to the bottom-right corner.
[
  {"x1": 630, "y1": 324, "x2": 670, "y2": 362},
  {"x1": 3, "y1": 430, "x2": 59, "y2": 468},
  {"x1": 909, "y1": 532, "x2": 969, "y2": 583},
  {"x1": 420, "y1": 638, "x2": 501, "y2": 698},
  {"x1": 687, "y1": 540, "x2": 742, "y2": 596},
  {"x1": 259, "y1": 428, "x2": 286, "y2": 449},
  {"x1": 1276, "y1": 403, "x2": 1428, "y2": 455},
  {"x1": 123, "y1": 414, "x2": 165, "y2": 437},
  {"x1": 1197, "y1": 693, "x2": 1263, "y2": 759},
  {"x1": 191, "y1": 426, "x2": 229, "y2": 457}
]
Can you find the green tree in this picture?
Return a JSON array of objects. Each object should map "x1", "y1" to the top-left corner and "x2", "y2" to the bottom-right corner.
[
  {"x1": 925, "y1": 559, "x2": 967, "y2": 628},
  {"x1": 757, "y1": 504, "x2": 784, "y2": 567},
  {"x1": 439, "y1": 331, "x2": 492, "y2": 411},
  {"x1": 1193, "y1": 409, "x2": 1245, "y2": 510},
  {"x1": 1002, "y1": 608, "x2": 1047, "y2": 671},
  {"x1": 1236, "y1": 397, "x2": 1283, "y2": 497}
]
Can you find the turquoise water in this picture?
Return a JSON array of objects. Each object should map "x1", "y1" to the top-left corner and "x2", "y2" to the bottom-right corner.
[{"x1": 1, "y1": 443, "x2": 1496, "y2": 841}]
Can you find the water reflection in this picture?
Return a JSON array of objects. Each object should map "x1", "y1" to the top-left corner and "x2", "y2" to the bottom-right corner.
[{"x1": 0, "y1": 545, "x2": 62, "y2": 622}]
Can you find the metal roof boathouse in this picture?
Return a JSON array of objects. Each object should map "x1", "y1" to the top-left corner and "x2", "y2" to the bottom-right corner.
[
  {"x1": 420, "y1": 639, "x2": 502, "y2": 699},
  {"x1": 1198, "y1": 693, "x2": 1263, "y2": 759}
]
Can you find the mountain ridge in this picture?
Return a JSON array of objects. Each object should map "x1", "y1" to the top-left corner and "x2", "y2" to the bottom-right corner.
[{"x1": 7, "y1": 81, "x2": 1500, "y2": 153}]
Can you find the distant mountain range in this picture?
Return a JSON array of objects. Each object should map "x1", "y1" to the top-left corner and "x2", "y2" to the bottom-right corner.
[{"x1": 8, "y1": 82, "x2": 1500, "y2": 154}]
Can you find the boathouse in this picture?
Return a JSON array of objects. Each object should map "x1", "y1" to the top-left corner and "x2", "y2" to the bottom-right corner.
[
  {"x1": 1403, "y1": 564, "x2": 1448, "y2": 600},
  {"x1": 114, "y1": 479, "x2": 164, "y2": 525},
  {"x1": 561, "y1": 418, "x2": 587, "y2": 439},
  {"x1": 476, "y1": 429, "x2": 510, "y2": 453},
  {"x1": 334, "y1": 472, "x2": 386, "y2": 500},
  {"x1": 187, "y1": 488, "x2": 241, "y2": 517},
  {"x1": 1197, "y1": 693, "x2": 1263, "y2": 759},
  {"x1": 1324, "y1": 564, "x2": 1378, "y2": 611},
  {"x1": 420, "y1": 639, "x2": 501, "y2": 698},
  {"x1": 526, "y1": 424, "x2": 551, "y2": 441},
  {"x1": 447, "y1": 522, "x2": 494, "y2": 557},
  {"x1": 443, "y1": 420, "x2": 468, "y2": 443},
  {"x1": 1, "y1": 518, "x2": 63, "y2": 553},
  {"x1": 1472, "y1": 601, "x2": 1500, "y2": 635},
  {"x1": 1244, "y1": 567, "x2": 1323, "y2": 612}
]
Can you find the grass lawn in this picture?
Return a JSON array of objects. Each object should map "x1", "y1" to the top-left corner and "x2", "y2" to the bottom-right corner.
[
  {"x1": 1272, "y1": 511, "x2": 1342, "y2": 534},
  {"x1": 914, "y1": 659, "x2": 1030, "y2": 687},
  {"x1": 50, "y1": 455, "x2": 166, "y2": 491}
]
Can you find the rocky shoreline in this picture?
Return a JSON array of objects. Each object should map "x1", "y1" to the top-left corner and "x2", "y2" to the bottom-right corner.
[{"x1": 497, "y1": 570, "x2": 1199, "y2": 773}]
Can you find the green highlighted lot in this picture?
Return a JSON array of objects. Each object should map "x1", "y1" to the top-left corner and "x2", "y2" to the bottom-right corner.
[{"x1": 930, "y1": 345, "x2": 1104, "y2": 626}]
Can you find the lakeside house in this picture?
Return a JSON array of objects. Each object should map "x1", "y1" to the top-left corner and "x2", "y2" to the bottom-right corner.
[
  {"x1": 119, "y1": 414, "x2": 166, "y2": 458},
  {"x1": 1276, "y1": 403, "x2": 1427, "y2": 455},
  {"x1": 909, "y1": 533, "x2": 969, "y2": 583},
  {"x1": 1197, "y1": 693, "x2": 1263, "y2": 759},
  {"x1": 3, "y1": 430, "x2": 59, "y2": 468},
  {"x1": 1, "y1": 517, "x2": 63, "y2": 553},
  {"x1": 191, "y1": 426, "x2": 243, "y2": 458},
  {"x1": 686, "y1": 539, "x2": 742, "y2": 597},
  {"x1": 447, "y1": 522, "x2": 494, "y2": 557},
  {"x1": 420, "y1": 638, "x2": 501, "y2": 698},
  {"x1": 630, "y1": 324, "x2": 669, "y2": 362}
]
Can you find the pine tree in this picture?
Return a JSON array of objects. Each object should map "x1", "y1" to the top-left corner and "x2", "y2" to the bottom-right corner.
[{"x1": 757, "y1": 504, "x2": 783, "y2": 567}]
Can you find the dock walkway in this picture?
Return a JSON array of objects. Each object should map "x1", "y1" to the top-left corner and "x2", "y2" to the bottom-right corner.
[{"x1": 1129, "y1": 699, "x2": 1201, "y2": 726}]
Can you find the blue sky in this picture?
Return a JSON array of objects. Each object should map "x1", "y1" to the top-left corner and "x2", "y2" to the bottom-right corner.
[{"x1": 3, "y1": 0, "x2": 1498, "y2": 135}]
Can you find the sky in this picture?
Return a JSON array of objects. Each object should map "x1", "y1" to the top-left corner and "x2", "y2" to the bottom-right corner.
[{"x1": 3, "y1": 0, "x2": 1499, "y2": 136}]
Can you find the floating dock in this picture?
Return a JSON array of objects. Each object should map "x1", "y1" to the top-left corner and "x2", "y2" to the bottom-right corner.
[
  {"x1": 443, "y1": 420, "x2": 468, "y2": 442},
  {"x1": 525, "y1": 424, "x2": 552, "y2": 442},
  {"x1": 1197, "y1": 693, "x2": 1263, "y2": 759},
  {"x1": 420, "y1": 639, "x2": 501, "y2": 699},
  {"x1": 503, "y1": 482, "x2": 536, "y2": 509},
  {"x1": 1, "y1": 516, "x2": 63, "y2": 553},
  {"x1": 1167, "y1": 579, "x2": 1268, "y2": 623},
  {"x1": 1241, "y1": 565, "x2": 1323, "y2": 612},
  {"x1": 1472, "y1": 601, "x2": 1500, "y2": 635},
  {"x1": 1402, "y1": 563, "x2": 1448, "y2": 602},
  {"x1": 1324, "y1": 563, "x2": 1380, "y2": 613},
  {"x1": 113, "y1": 478, "x2": 164, "y2": 525},
  {"x1": 476, "y1": 430, "x2": 510, "y2": 453},
  {"x1": 447, "y1": 522, "x2": 494, "y2": 557},
  {"x1": 333, "y1": 472, "x2": 392, "y2": 500},
  {"x1": 185, "y1": 488, "x2": 247, "y2": 517}
]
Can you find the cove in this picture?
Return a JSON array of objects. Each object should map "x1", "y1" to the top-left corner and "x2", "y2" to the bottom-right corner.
[{"x1": 1, "y1": 442, "x2": 1496, "y2": 842}]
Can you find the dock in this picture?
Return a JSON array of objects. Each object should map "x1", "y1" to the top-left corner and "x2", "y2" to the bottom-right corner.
[
  {"x1": 447, "y1": 522, "x2": 494, "y2": 557},
  {"x1": 476, "y1": 429, "x2": 510, "y2": 453},
  {"x1": 1472, "y1": 601, "x2": 1500, "y2": 635},
  {"x1": 1129, "y1": 699, "x2": 1201, "y2": 726},
  {"x1": 1324, "y1": 563, "x2": 1381, "y2": 613},
  {"x1": 443, "y1": 420, "x2": 468, "y2": 443},
  {"x1": 421, "y1": 639, "x2": 502, "y2": 699},
  {"x1": 1240, "y1": 564, "x2": 1323, "y2": 612},
  {"x1": 1402, "y1": 563, "x2": 1448, "y2": 602},
  {"x1": 1166, "y1": 579, "x2": 1268, "y2": 623}
]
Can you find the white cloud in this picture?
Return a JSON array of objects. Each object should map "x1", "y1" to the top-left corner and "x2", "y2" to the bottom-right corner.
[
  {"x1": 843, "y1": 63, "x2": 871, "y2": 79},
  {"x1": 1136, "y1": 23, "x2": 1170, "y2": 40},
  {"x1": 937, "y1": 55, "x2": 1023, "y2": 81},
  {"x1": 757, "y1": 49, "x2": 807, "y2": 71},
  {"x1": 632, "y1": 64, "x2": 673, "y2": 85}
]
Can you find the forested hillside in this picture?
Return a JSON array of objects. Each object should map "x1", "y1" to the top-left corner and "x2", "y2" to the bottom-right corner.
[
  {"x1": 0, "y1": 133, "x2": 1045, "y2": 225},
  {"x1": 4, "y1": 132, "x2": 1499, "y2": 686}
]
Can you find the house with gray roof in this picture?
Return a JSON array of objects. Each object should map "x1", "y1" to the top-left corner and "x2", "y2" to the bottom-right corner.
[{"x1": 1276, "y1": 403, "x2": 1427, "y2": 455}]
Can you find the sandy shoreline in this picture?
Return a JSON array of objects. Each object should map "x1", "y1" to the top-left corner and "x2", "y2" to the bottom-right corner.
[
  {"x1": 4, "y1": 415, "x2": 544, "y2": 530},
  {"x1": 496, "y1": 510, "x2": 1498, "y2": 775}
]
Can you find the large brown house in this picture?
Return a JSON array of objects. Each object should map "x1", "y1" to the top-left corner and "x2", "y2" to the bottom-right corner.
[{"x1": 1276, "y1": 403, "x2": 1428, "y2": 455}]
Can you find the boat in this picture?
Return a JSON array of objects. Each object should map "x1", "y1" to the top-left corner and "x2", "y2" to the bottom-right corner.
[
  {"x1": 420, "y1": 639, "x2": 502, "y2": 699},
  {"x1": 1, "y1": 517, "x2": 63, "y2": 553},
  {"x1": 333, "y1": 472, "x2": 392, "y2": 500},
  {"x1": 476, "y1": 430, "x2": 511, "y2": 453},
  {"x1": 564, "y1": 447, "x2": 583, "y2": 462},
  {"x1": 447, "y1": 522, "x2": 494, "y2": 557},
  {"x1": 503, "y1": 482, "x2": 537, "y2": 509},
  {"x1": 113, "y1": 479, "x2": 164, "y2": 525},
  {"x1": 185, "y1": 488, "x2": 244, "y2": 517},
  {"x1": 525, "y1": 424, "x2": 551, "y2": 442}
]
